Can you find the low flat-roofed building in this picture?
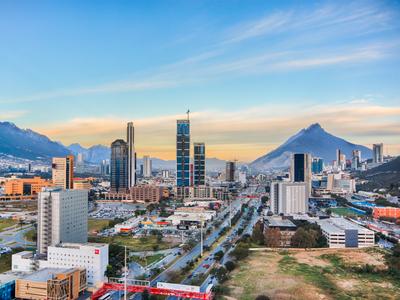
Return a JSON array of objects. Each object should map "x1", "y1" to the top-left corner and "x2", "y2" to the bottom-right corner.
[
  {"x1": 373, "y1": 207, "x2": 400, "y2": 219},
  {"x1": 264, "y1": 216, "x2": 297, "y2": 247},
  {"x1": 15, "y1": 267, "x2": 86, "y2": 300},
  {"x1": 317, "y1": 218, "x2": 374, "y2": 248},
  {"x1": 0, "y1": 272, "x2": 21, "y2": 300}
]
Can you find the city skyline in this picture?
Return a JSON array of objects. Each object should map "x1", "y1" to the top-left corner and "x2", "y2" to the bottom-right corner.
[{"x1": 0, "y1": 1, "x2": 399, "y2": 161}]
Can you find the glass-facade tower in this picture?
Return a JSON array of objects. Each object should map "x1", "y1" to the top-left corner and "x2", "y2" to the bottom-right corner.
[
  {"x1": 176, "y1": 120, "x2": 190, "y2": 187},
  {"x1": 194, "y1": 143, "x2": 205, "y2": 186}
]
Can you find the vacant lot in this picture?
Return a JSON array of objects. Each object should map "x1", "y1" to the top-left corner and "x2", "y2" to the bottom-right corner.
[
  {"x1": 88, "y1": 219, "x2": 111, "y2": 235},
  {"x1": 88, "y1": 235, "x2": 178, "y2": 252},
  {"x1": 0, "y1": 218, "x2": 17, "y2": 232},
  {"x1": 222, "y1": 248, "x2": 400, "y2": 300}
]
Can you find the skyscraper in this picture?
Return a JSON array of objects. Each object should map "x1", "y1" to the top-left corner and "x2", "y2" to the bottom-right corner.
[
  {"x1": 52, "y1": 155, "x2": 74, "y2": 189},
  {"x1": 37, "y1": 188, "x2": 88, "y2": 254},
  {"x1": 270, "y1": 181, "x2": 308, "y2": 214},
  {"x1": 127, "y1": 122, "x2": 136, "y2": 187},
  {"x1": 143, "y1": 155, "x2": 152, "y2": 178},
  {"x1": 110, "y1": 139, "x2": 128, "y2": 193},
  {"x1": 351, "y1": 150, "x2": 361, "y2": 170},
  {"x1": 176, "y1": 119, "x2": 190, "y2": 187},
  {"x1": 311, "y1": 157, "x2": 324, "y2": 174},
  {"x1": 193, "y1": 142, "x2": 206, "y2": 186},
  {"x1": 226, "y1": 161, "x2": 236, "y2": 182},
  {"x1": 291, "y1": 153, "x2": 312, "y2": 182},
  {"x1": 373, "y1": 143, "x2": 383, "y2": 163}
]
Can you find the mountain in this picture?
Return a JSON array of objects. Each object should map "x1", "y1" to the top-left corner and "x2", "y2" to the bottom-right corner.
[
  {"x1": 0, "y1": 121, "x2": 70, "y2": 160},
  {"x1": 68, "y1": 143, "x2": 110, "y2": 164},
  {"x1": 250, "y1": 123, "x2": 372, "y2": 170}
]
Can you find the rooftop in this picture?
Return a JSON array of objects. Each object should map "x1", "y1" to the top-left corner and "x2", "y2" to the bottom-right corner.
[
  {"x1": 22, "y1": 268, "x2": 74, "y2": 282},
  {"x1": 317, "y1": 218, "x2": 373, "y2": 234},
  {"x1": 265, "y1": 216, "x2": 297, "y2": 228}
]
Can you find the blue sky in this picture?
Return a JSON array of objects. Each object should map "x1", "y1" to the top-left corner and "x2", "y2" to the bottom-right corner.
[{"x1": 0, "y1": 0, "x2": 399, "y2": 160}]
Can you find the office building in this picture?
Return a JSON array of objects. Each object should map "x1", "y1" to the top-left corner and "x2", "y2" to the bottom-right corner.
[
  {"x1": 110, "y1": 139, "x2": 128, "y2": 193},
  {"x1": 143, "y1": 155, "x2": 152, "y2": 178},
  {"x1": 193, "y1": 143, "x2": 206, "y2": 186},
  {"x1": 351, "y1": 150, "x2": 361, "y2": 170},
  {"x1": 176, "y1": 119, "x2": 190, "y2": 187},
  {"x1": 311, "y1": 157, "x2": 324, "y2": 174},
  {"x1": 73, "y1": 178, "x2": 91, "y2": 190},
  {"x1": 270, "y1": 181, "x2": 308, "y2": 215},
  {"x1": 52, "y1": 155, "x2": 74, "y2": 189},
  {"x1": 317, "y1": 218, "x2": 374, "y2": 248},
  {"x1": 15, "y1": 268, "x2": 86, "y2": 300},
  {"x1": 37, "y1": 188, "x2": 88, "y2": 254},
  {"x1": 101, "y1": 159, "x2": 110, "y2": 176},
  {"x1": 290, "y1": 153, "x2": 312, "y2": 183},
  {"x1": 127, "y1": 122, "x2": 137, "y2": 187},
  {"x1": 225, "y1": 161, "x2": 235, "y2": 182},
  {"x1": 373, "y1": 143, "x2": 383, "y2": 163},
  {"x1": 5, "y1": 177, "x2": 52, "y2": 196},
  {"x1": 373, "y1": 207, "x2": 400, "y2": 219}
]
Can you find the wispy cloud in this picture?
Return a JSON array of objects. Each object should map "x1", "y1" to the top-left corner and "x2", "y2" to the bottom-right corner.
[{"x1": 0, "y1": 110, "x2": 27, "y2": 119}]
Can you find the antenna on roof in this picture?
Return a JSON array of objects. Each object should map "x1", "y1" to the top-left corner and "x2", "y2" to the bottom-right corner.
[{"x1": 186, "y1": 109, "x2": 190, "y2": 121}]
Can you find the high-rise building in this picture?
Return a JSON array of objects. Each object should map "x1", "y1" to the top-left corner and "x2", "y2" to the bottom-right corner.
[
  {"x1": 176, "y1": 119, "x2": 190, "y2": 187},
  {"x1": 270, "y1": 181, "x2": 308, "y2": 215},
  {"x1": 193, "y1": 143, "x2": 205, "y2": 186},
  {"x1": 225, "y1": 161, "x2": 236, "y2": 182},
  {"x1": 52, "y1": 155, "x2": 74, "y2": 189},
  {"x1": 373, "y1": 143, "x2": 383, "y2": 163},
  {"x1": 291, "y1": 153, "x2": 311, "y2": 183},
  {"x1": 351, "y1": 150, "x2": 361, "y2": 170},
  {"x1": 37, "y1": 188, "x2": 88, "y2": 254},
  {"x1": 110, "y1": 139, "x2": 128, "y2": 193},
  {"x1": 311, "y1": 157, "x2": 324, "y2": 174},
  {"x1": 101, "y1": 159, "x2": 110, "y2": 176},
  {"x1": 127, "y1": 122, "x2": 137, "y2": 187},
  {"x1": 143, "y1": 155, "x2": 152, "y2": 178}
]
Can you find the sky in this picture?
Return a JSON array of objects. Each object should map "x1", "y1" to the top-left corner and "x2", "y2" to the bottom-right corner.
[{"x1": 0, "y1": 0, "x2": 399, "y2": 161}]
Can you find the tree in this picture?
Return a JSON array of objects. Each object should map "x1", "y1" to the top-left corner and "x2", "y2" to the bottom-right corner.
[
  {"x1": 255, "y1": 295, "x2": 270, "y2": 300},
  {"x1": 224, "y1": 261, "x2": 236, "y2": 272},
  {"x1": 265, "y1": 228, "x2": 281, "y2": 248},
  {"x1": 231, "y1": 244, "x2": 249, "y2": 261},
  {"x1": 214, "y1": 250, "x2": 224, "y2": 262},
  {"x1": 211, "y1": 266, "x2": 229, "y2": 283},
  {"x1": 261, "y1": 196, "x2": 269, "y2": 204},
  {"x1": 291, "y1": 228, "x2": 316, "y2": 249},
  {"x1": 142, "y1": 289, "x2": 150, "y2": 300},
  {"x1": 251, "y1": 221, "x2": 265, "y2": 245}
]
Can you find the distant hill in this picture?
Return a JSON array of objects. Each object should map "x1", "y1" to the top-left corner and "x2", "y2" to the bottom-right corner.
[
  {"x1": 250, "y1": 123, "x2": 372, "y2": 170},
  {"x1": 68, "y1": 143, "x2": 110, "y2": 164},
  {"x1": 0, "y1": 121, "x2": 70, "y2": 160},
  {"x1": 358, "y1": 156, "x2": 400, "y2": 196}
]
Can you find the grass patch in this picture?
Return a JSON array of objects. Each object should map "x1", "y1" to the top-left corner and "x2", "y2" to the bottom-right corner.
[
  {"x1": 88, "y1": 235, "x2": 175, "y2": 252},
  {"x1": 130, "y1": 254, "x2": 165, "y2": 267},
  {"x1": 0, "y1": 247, "x2": 24, "y2": 273},
  {"x1": 330, "y1": 207, "x2": 362, "y2": 217},
  {"x1": 23, "y1": 228, "x2": 37, "y2": 242},
  {"x1": 0, "y1": 219, "x2": 17, "y2": 231},
  {"x1": 88, "y1": 219, "x2": 110, "y2": 233}
]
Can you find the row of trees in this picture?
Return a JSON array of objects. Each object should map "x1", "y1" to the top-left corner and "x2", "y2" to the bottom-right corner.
[{"x1": 251, "y1": 220, "x2": 327, "y2": 248}]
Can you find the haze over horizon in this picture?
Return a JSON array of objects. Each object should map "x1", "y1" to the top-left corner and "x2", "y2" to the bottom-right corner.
[{"x1": 1, "y1": 0, "x2": 399, "y2": 161}]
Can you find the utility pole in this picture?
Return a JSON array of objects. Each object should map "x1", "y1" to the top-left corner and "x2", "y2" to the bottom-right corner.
[
  {"x1": 124, "y1": 246, "x2": 127, "y2": 300},
  {"x1": 229, "y1": 196, "x2": 232, "y2": 228},
  {"x1": 200, "y1": 218, "x2": 204, "y2": 257}
]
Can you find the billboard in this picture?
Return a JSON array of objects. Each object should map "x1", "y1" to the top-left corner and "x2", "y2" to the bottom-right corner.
[{"x1": 157, "y1": 282, "x2": 200, "y2": 293}]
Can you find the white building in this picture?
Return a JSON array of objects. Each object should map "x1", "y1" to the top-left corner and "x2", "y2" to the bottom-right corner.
[
  {"x1": 238, "y1": 172, "x2": 247, "y2": 185},
  {"x1": 317, "y1": 218, "x2": 375, "y2": 248},
  {"x1": 38, "y1": 188, "x2": 88, "y2": 254},
  {"x1": 270, "y1": 182, "x2": 308, "y2": 215},
  {"x1": 12, "y1": 243, "x2": 108, "y2": 288},
  {"x1": 143, "y1": 155, "x2": 152, "y2": 178}
]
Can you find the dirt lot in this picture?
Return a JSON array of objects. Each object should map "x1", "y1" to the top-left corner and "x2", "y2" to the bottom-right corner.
[{"x1": 222, "y1": 248, "x2": 400, "y2": 300}]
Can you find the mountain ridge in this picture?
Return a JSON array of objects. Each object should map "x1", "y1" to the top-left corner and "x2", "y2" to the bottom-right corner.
[{"x1": 250, "y1": 123, "x2": 372, "y2": 170}]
